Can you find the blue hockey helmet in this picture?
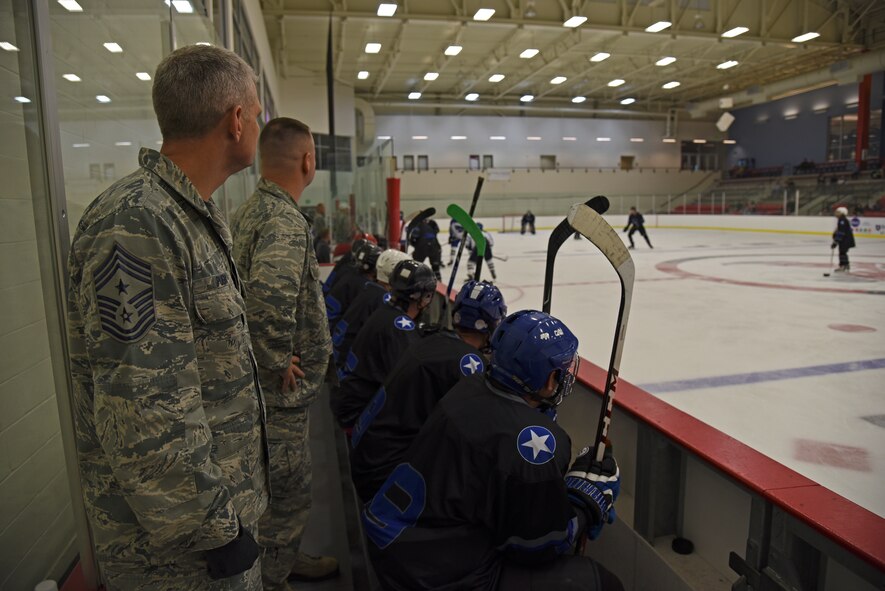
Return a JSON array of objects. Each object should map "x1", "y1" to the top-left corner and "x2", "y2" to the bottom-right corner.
[
  {"x1": 453, "y1": 280, "x2": 507, "y2": 334},
  {"x1": 477, "y1": 222, "x2": 484, "y2": 230},
  {"x1": 489, "y1": 310, "x2": 579, "y2": 406}
]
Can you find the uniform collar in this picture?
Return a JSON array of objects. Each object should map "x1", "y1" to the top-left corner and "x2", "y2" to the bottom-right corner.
[
  {"x1": 139, "y1": 148, "x2": 233, "y2": 249},
  {"x1": 256, "y1": 177, "x2": 310, "y2": 223}
]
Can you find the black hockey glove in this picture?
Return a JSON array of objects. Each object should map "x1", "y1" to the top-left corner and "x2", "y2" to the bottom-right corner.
[
  {"x1": 205, "y1": 521, "x2": 260, "y2": 580},
  {"x1": 831, "y1": 242, "x2": 837, "y2": 249},
  {"x1": 565, "y1": 445, "x2": 620, "y2": 540}
]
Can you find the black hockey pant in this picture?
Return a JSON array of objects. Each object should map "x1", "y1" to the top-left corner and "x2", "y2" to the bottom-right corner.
[
  {"x1": 628, "y1": 226, "x2": 652, "y2": 248},
  {"x1": 838, "y1": 244, "x2": 851, "y2": 267},
  {"x1": 498, "y1": 555, "x2": 624, "y2": 591},
  {"x1": 413, "y1": 243, "x2": 442, "y2": 281}
]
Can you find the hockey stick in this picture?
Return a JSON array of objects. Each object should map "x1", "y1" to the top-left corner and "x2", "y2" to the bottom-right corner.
[
  {"x1": 566, "y1": 203, "x2": 635, "y2": 462},
  {"x1": 492, "y1": 254, "x2": 509, "y2": 262},
  {"x1": 823, "y1": 248, "x2": 834, "y2": 277},
  {"x1": 542, "y1": 196, "x2": 610, "y2": 314},
  {"x1": 446, "y1": 176, "x2": 485, "y2": 300},
  {"x1": 405, "y1": 207, "x2": 436, "y2": 236},
  {"x1": 446, "y1": 204, "x2": 487, "y2": 282}
]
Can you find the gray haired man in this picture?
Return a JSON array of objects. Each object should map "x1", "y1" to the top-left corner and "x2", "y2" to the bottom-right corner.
[
  {"x1": 231, "y1": 118, "x2": 337, "y2": 591},
  {"x1": 67, "y1": 45, "x2": 268, "y2": 590}
]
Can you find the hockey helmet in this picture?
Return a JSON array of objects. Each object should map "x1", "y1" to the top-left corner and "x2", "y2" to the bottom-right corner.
[
  {"x1": 489, "y1": 310, "x2": 579, "y2": 406},
  {"x1": 477, "y1": 222, "x2": 484, "y2": 230},
  {"x1": 835, "y1": 206, "x2": 848, "y2": 217},
  {"x1": 376, "y1": 250, "x2": 411, "y2": 284},
  {"x1": 356, "y1": 244, "x2": 383, "y2": 273},
  {"x1": 453, "y1": 280, "x2": 507, "y2": 334},
  {"x1": 389, "y1": 259, "x2": 438, "y2": 302}
]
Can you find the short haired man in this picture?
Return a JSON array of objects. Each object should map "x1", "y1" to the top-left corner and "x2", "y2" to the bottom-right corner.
[
  {"x1": 231, "y1": 118, "x2": 338, "y2": 590},
  {"x1": 67, "y1": 45, "x2": 267, "y2": 589}
]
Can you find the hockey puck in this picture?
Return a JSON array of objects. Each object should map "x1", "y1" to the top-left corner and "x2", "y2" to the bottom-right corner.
[
  {"x1": 823, "y1": 273, "x2": 831, "y2": 277},
  {"x1": 672, "y1": 537, "x2": 694, "y2": 555}
]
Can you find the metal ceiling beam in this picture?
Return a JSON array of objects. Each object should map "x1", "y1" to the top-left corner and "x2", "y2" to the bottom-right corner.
[{"x1": 371, "y1": 20, "x2": 407, "y2": 97}]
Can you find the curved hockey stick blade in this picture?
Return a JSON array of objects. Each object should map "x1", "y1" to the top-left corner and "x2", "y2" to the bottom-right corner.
[
  {"x1": 445, "y1": 177, "x2": 486, "y2": 298},
  {"x1": 542, "y1": 196, "x2": 610, "y2": 314},
  {"x1": 446, "y1": 203, "x2": 487, "y2": 288},
  {"x1": 566, "y1": 203, "x2": 635, "y2": 462},
  {"x1": 405, "y1": 207, "x2": 436, "y2": 235}
]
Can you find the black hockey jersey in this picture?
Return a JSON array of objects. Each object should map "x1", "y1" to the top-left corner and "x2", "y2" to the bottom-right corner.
[
  {"x1": 331, "y1": 301, "x2": 421, "y2": 428},
  {"x1": 625, "y1": 212, "x2": 645, "y2": 230},
  {"x1": 331, "y1": 281, "x2": 387, "y2": 368},
  {"x1": 833, "y1": 216, "x2": 856, "y2": 248},
  {"x1": 363, "y1": 375, "x2": 579, "y2": 590},
  {"x1": 325, "y1": 270, "x2": 369, "y2": 327},
  {"x1": 350, "y1": 330, "x2": 486, "y2": 502},
  {"x1": 322, "y1": 253, "x2": 355, "y2": 296}
]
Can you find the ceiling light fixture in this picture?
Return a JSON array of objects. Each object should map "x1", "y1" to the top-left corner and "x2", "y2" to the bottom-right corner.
[
  {"x1": 550, "y1": 76, "x2": 567, "y2": 84},
  {"x1": 791, "y1": 32, "x2": 820, "y2": 43},
  {"x1": 662, "y1": 137, "x2": 677, "y2": 143},
  {"x1": 620, "y1": 97, "x2": 636, "y2": 105},
  {"x1": 377, "y1": 3, "x2": 397, "y2": 17},
  {"x1": 722, "y1": 26, "x2": 749, "y2": 38},
  {"x1": 489, "y1": 74, "x2": 505, "y2": 82},
  {"x1": 520, "y1": 48, "x2": 539, "y2": 59},
  {"x1": 563, "y1": 136, "x2": 577, "y2": 141},
  {"x1": 465, "y1": 93, "x2": 479, "y2": 101},
  {"x1": 135, "y1": 72, "x2": 151, "y2": 81},
  {"x1": 408, "y1": 91, "x2": 421, "y2": 99},
  {"x1": 571, "y1": 96, "x2": 586, "y2": 103},
  {"x1": 655, "y1": 56, "x2": 676, "y2": 66},
  {"x1": 630, "y1": 137, "x2": 644, "y2": 142},
  {"x1": 490, "y1": 136, "x2": 506, "y2": 140},
  {"x1": 103, "y1": 42, "x2": 123, "y2": 53},
  {"x1": 451, "y1": 135, "x2": 467, "y2": 140},
  {"x1": 357, "y1": 70, "x2": 370, "y2": 79},
  {"x1": 608, "y1": 79, "x2": 625, "y2": 87},
  {"x1": 377, "y1": 135, "x2": 392, "y2": 140},
  {"x1": 58, "y1": 0, "x2": 83, "y2": 11},
  {"x1": 195, "y1": 42, "x2": 211, "y2": 46},
  {"x1": 115, "y1": 141, "x2": 132, "y2": 146},
  {"x1": 662, "y1": 81, "x2": 681, "y2": 89},
  {"x1": 527, "y1": 136, "x2": 542, "y2": 140},
  {"x1": 63, "y1": 73, "x2": 81, "y2": 82},
  {"x1": 474, "y1": 8, "x2": 495, "y2": 21},
  {"x1": 717, "y1": 60, "x2": 739, "y2": 69},
  {"x1": 723, "y1": 139, "x2": 737, "y2": 144},
  {"x1": 645, "y1": 21, "x2": 672, "y2": 33},
  {"x1": 0, "y1": 42, "x2": 19, "y2": 51},
  {"x1": 424, "y1": 72, "x2": 439, "y2": 81},
  {"x1": 96, "y1": 95, "x2": 111, "y2": 103},
  {"x1": 171, "y1": 1, "x2": 194, "y2": 13},
  {"x1": 596, "y1": 137, "x2": 611, "y2": 142},
  {"x1": 693, "y1": 139, "x2": 706, "y2": 144},
  {"x1": 520, "y1": 94, "x2": 534, "y2": 102},
  {"x1": 72, "y1": 143, "x2": 90, "y2": 148},
  {"x1": 412, "y1": 135, "x2": 428, "y2": 140},
  {"x1": 14, "y1": 96, "x2": 31, "y2": 103},
  {"x1": 445, "y1": 45, "x2": 463, "y2": 56},
  {"x1": 590, "y1": 52, "x2": 610, "y2": 62},
  {"x1": 563, "y1": 16, "x2": 587, "y2": 28},
  {"x1": 365, "y1": 43, "x2": 382, "y2": 53}
]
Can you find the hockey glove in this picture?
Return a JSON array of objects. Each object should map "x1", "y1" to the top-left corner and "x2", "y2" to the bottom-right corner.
[
  {"x1": 565, "y1": 445, "x2": 620, "y2": 540},
  {"x1": 831, "y1": 242, "x2": 837, "y2": 249},
  {"x1": 205, "y1": 521, "x2": 260, "y2": 580}
]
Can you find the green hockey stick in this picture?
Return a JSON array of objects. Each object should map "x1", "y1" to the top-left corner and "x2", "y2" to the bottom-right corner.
[{"x1": 446, "y1": 204, "x2": 486, "y2": 295}]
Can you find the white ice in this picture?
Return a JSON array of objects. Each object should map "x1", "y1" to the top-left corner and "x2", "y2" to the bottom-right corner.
[{"x1": 445, "y1": 224, "x2": 885, "y2": 517}]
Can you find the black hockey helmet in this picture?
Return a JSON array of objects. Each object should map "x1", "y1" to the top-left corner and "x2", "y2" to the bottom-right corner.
[
  {"x1": 356, "y1": 243, "x2": 383, "y2": 273},
  {"x1": 389, "y1": 259, "x2": 437, "y2": 302}
]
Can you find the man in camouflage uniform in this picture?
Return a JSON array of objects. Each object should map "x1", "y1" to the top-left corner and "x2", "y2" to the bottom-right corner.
[
  {"x1": 231, "y1": 118, "x2": 336, "y2": 590},
  {"x1": 66, "y1": 46, "x2": 268, "y2": 590}
]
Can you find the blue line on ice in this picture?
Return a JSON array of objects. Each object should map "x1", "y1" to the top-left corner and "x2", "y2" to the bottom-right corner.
[{"x1": 639, "y1": 358, "x2": 885, "y2": 394}]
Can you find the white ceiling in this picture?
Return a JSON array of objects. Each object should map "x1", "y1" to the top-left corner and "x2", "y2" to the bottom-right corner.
[{"x1": 263, "y1": 0, "x2": 885, "y2": 119}]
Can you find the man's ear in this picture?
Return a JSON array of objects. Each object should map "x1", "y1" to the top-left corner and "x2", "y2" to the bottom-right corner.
[{"x1": 227, "y1": 105, "x2": 244, "y2": 141}]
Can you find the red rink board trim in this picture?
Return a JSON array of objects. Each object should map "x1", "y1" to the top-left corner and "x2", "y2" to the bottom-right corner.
[{"x1": 574, "y1": 361, "x2": 885, "y2": 572}]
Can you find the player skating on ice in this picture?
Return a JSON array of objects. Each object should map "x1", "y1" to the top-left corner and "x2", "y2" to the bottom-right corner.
[
  {"x1": 521, "y1": 210, "x2": 536, "y2": 234},
  {"x1": 831, "y1": 206, "x2": 855, "y2": 272},
  {"x1": 448, "y1": 217, "x2": 465, "y2": 266},
  {"x1": 331, "y1": 259, "x2": 437, "y2": 430},
  {"x1": 466, "y1": 223, "x2": 497, "y2": 282},
  {"x1": 409, "y1": 216, "x2": 444, "y2": 281},
  {"x1": 623, "y1": 206, "x2": 652, "y2": 249},
  {"x1": 349, "y1": 280, "x2": 507, "y2": 502},
  {"x1": 362, "y1": 310, "x2": 623, "y2": 591}
]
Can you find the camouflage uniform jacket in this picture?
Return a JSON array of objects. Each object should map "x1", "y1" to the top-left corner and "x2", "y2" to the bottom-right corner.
[
  {"x1": 66, "y1": 148, "x2": 269, "y2": 575},
  {"x1": 231, "y1": 178, "x2": 331, "y2": 408}
]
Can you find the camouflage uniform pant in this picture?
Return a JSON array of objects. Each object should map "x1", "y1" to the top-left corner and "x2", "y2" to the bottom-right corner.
[
  {"x1": 101, "y1": 520, "x2": 262, "y2": 591},
  {"x1": 259, "y1": 405, "x2": 313, "y2": 589}
]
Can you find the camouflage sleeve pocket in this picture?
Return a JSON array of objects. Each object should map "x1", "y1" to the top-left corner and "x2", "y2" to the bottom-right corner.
[{"x1": 194, "y1": 279, "x2": 246, "y2": 324}]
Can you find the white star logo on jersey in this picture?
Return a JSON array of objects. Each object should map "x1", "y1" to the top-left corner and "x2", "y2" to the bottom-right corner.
[
  {"x1": 394, "y1": 315, "x2": 415, "y2": 331},
  {"x1": 459, "y1": 353, "x2": 484, "y2": 376},
  {"x1": 383, "y1": 292, "x2": 392, "y2": 304},
  {"x1": 517, "y1": 425, "x2": 556, "y2": 465}
]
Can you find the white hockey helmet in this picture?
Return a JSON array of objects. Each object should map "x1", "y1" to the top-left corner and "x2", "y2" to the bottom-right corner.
[
  {"x1": 376, "y1": 249, "x2": 410, "y2": 283},
  {"x1": 835, "y1": 206, "x2": 848, "y2": 216}
]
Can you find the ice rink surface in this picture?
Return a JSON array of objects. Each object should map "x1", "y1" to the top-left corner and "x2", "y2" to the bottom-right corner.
[{"x1": 446, "y1": 225, "x2": 885, "y2": 518}]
